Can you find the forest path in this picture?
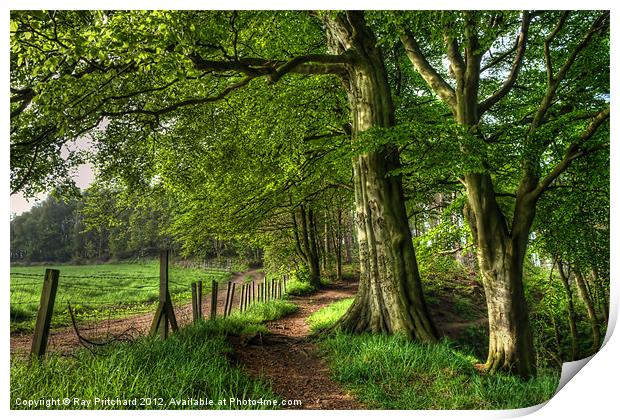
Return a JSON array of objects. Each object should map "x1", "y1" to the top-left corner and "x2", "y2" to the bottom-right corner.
[
  {"x1": 229, "y1": 278, "x2": 362, "y2": 410},
  {"x1": 10, "y1": 268, "x2": 264, "y2": 355}
]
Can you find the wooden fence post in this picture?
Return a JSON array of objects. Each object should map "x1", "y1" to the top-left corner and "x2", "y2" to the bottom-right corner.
[
  {"x1": 191, "y1": 282, "x2": 199, "y2": 322},
  {"x1": 258, "y1": 283, "x2": 261, "y2": 303},
  {"x1": 211, "y1": 280, "x2": 218, "y2": 320},
  {"x1": 227, "y1": 283, "x2": 236, "y2": 316},
  {"x1": 31, "y1": 268, "x2": 60, "y2": 357},
  {"x1": 224, "y1": 281, "x2": 232, "y2": 318},
  {"x1": 239, "y1": 284, "x2": 245, "y2": 312},
  {"x1": 150, "y1": 250, "x2": 178, "y2": 339},
  {"x1": 197, "y1": 280, "x2": 203, "y2": 317}
]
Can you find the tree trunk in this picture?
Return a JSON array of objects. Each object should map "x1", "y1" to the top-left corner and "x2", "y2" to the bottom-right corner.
[
  {"x1": 343, "y1": 213, "x2": 353, "y2": 264},
  {"x1": 592, "y1": 267, "x2": 609, "y2": 324},
  {"x1": 297, "y1": 205, "x2": 322, "y2": 289},
  {"x1": 335, "y1": 207, "x2": 343, "y2": 280},
  {"x1": 465, "y1": 173, "x2": 536, "y2": 377},
  {"x1": 325, "y1": 12, "x2": 437, "y2": 342},
  {"x1": 575, "y1": 270, "x2": 601, "y2": 353},
  {"x1": 558, "y1": 261, "x2": 578, "y2": 361}
]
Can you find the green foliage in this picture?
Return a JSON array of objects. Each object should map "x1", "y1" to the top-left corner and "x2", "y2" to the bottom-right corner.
[
  {"x1": 523, "y1": 261, "x2": 605, "y2": 364},
  {"x1": 199, "y1": 299, "x2": 298, "y2": 336},
  {"x1": 281, "y1": 265, "x2": 316, "y2": 296},
  {"x1": 11, "y1": 322, "x2": 279, "y2": 410}
]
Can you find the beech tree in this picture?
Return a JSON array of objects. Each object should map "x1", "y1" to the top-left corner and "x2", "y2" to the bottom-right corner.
[
  {"x1": 10, "y1": 10, "x2": 438, "y2": 341},
  {"x1": 392, "y1": 10, "x2": 609, "y2": 376}
]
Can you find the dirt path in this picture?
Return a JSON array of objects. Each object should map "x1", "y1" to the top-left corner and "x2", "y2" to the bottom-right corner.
[
  {"x1": 230, "y1": 279, "x2": 362, "y2": 410},
  {"x1": 10, "y1": 268, "x2": 264, "y2": 355}
]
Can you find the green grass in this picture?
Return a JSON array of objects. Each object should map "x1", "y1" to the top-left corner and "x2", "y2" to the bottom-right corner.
[
  {"x1": 307, "y1": 299, "x2": 559, "y2": 410},
  {"x1": 205, "y1": 300, "x2": 298, "y2": 336},
  {"x1": 11, "y1": 298, "x2": 298, "y2": 410},
  {"x1": 307, "y1": 298, "x2": 353, "y2": 333},
  {"x1": 10, "y1": 261, "x2": 231, "y2": 332},
  {"x1": 283, "y1": 278, "x2": 315, "y2": 296}
]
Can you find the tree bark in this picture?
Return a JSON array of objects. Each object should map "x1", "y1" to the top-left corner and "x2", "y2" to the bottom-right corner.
[
  {"x1": 296, "y1": 205, "x2": 321, "y2": 289},
  {"x1": 335, "y1": 207, "x2": 343, "y2": 280},
  {"x1": 325, "y1": 12, "x2": 437, "y2": 342},
  {"x1": 575, "y1": 270, "x2": 601, "y2": 353},
  {"x1": 465, "y1": 173, "x2": 536, "y2": 377},
  {"x1": 558, "y1": 261, "x2": 578, "y2": 361}
]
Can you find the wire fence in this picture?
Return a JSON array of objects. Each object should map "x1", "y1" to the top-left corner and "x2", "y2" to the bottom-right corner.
[{"x1": 10, "y1": 259, "x2": 288, "y2": 357}]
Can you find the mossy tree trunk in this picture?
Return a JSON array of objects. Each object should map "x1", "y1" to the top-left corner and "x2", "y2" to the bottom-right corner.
[
  {"x1": 292, "y1": 205, "x2": 322, "y2": 289},
  {"x1": 465, "y1": 173, "x2": 536, "y2": 377},
  {"x1": 325, "y1": 12, "x2": 437, "y2": 342}
]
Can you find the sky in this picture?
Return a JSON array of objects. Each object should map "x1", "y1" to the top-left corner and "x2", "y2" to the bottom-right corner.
[{"x1": 9, "y1": 163, "x2": 95, "y2": 216}]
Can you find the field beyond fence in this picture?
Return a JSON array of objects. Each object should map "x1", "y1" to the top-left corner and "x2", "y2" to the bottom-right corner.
[{"x1": 10, "y1": 256, "x2": 291, "y2": 357}]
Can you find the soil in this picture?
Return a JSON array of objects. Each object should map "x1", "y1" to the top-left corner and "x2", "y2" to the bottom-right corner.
[
  {"x1": 10, "y1": 268, "x2": 265, "y2": 355},
  {"x1": 229, "y1": 278, "x2": 362, "y2": 409}
]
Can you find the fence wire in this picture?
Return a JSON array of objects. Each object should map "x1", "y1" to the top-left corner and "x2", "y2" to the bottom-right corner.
[{"x1": 10, "y1": 267, "x2": 289, "y2": 356}]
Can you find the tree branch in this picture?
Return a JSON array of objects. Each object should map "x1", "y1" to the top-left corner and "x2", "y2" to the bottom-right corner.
[
  {"x1": 478, "y1": 11, "x2": 532, "y2": 115},
  {"x1": 102, "y1": 76, "x2": 255, "y2": 120},
  {"x1": 400, "y1": 30, "x2": 456, "y2": 111},
  {"x1": 188, "y1": 52, "x2": 350, "y2": 82},
  {"x1": 532, "y1": 107, "x2": 610, "y2": 199},
  {"x1": 267, "y1": 53, "x2": 351, "y2": 83},
  {"x1": 532, "y1": 11, "x2": 609, "y2": 131},
  {"x1": 443, "y1": 27, "x2": 465, "y2": 81},
  {"x1": 543, "y1": 11, "x2": 571, "y2": 86}
]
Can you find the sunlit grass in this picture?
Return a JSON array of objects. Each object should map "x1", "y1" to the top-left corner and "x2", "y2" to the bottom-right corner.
[
  {"x1": 11, "y1": 298, "x2": 298, "y2": 410},
  {"x1": 307, "y1": 299, "x2": 559, "y2": 409}
]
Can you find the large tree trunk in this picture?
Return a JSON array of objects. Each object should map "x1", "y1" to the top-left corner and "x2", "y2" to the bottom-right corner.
[
  {"x1": 325, "y1": 12, "x2": 437, "y2": 342},
  {"x1": 465, "y1": 173, "x2": 536, "y2": 377}
]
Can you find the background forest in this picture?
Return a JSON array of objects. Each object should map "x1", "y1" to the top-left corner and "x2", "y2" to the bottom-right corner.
[{"x1": 10, "y1": 9, "x2": 610, "y2": 410}]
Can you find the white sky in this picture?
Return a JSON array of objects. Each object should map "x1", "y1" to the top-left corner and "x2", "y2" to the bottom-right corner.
[{"x1": 9, "y1": 163, "x2": 94, "y2": 216}]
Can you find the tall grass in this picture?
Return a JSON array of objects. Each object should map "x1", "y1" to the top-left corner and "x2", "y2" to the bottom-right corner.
[
  {"x1": 283, "y1": 278, "x2": 315, "y2": 296},
  {"x1": 11, "y1": 299, "x2": 298, "y2": 410},
  {"x1": 307, "y1": 298, "x2": 353, "y2": 333},
  {"x1": 307, "y1": 299, "x2": 559, "y2": 410}
]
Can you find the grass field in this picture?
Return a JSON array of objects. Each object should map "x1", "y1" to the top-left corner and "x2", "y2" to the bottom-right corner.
[{"x1": 10, "y1": 261, "x2": 231, "y2": 333}]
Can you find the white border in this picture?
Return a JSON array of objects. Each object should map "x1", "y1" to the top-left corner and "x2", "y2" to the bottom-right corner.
[{"x1": 3, "y1": 1, "x2": 618, "y2": 418}]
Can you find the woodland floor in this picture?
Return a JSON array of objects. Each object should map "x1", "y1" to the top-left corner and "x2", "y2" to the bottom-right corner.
[
  {"x1": 11, "y1": 268, "x2": 488, "y2": 410},
  {"x1": 228, "y1": 278, "x2": 362, "y2": 409}
]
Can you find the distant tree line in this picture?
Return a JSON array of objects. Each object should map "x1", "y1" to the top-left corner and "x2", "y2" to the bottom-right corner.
[{"x1": 10, "y1": 190, "x2": 242, "y2": 264}]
